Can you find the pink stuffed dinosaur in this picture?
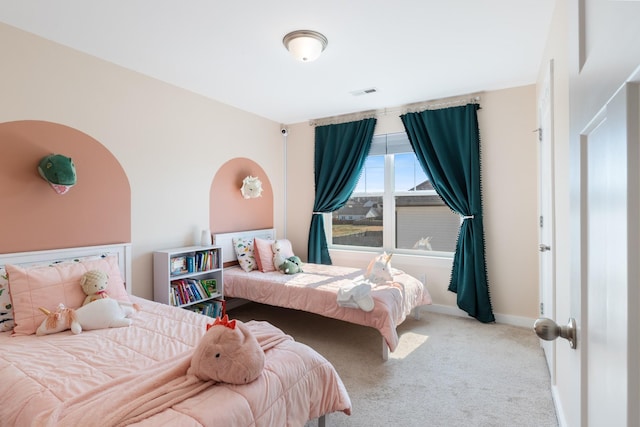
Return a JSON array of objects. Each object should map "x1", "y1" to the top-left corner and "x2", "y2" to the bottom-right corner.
[{"x1": 188, "y1": 314, "x2": 265, "y2": 384}]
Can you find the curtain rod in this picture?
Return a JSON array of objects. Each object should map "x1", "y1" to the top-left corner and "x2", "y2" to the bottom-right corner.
[{"x1": 309, "y1": 92, "x2": 482, "y2": 127}]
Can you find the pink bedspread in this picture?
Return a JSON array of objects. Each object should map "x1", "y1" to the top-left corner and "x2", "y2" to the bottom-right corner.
[
  {"x1": 0, "y1": 296, "x2": 351, "y2": 427},
  {"x1": 224, "y1": 263, "x2": 432, "y2": 352}
]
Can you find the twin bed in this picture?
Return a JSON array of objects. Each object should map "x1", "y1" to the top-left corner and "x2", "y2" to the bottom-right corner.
[
  {"x1": 0, "y1": 243, "x2": 350, "y2": 427},
  {"x1": 214, "y1": 228, "x2": 433, "y2": 361},
  {"x1": 0, "y1": 232, "x2": 431, "y2": 425}
]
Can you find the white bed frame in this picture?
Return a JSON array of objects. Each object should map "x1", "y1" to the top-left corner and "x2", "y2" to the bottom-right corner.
[
  {"x1": 0, "y1": 243, "x2": 133, "y2": 293},
  {"x1": 214, "y1": 228, "x2": 276, "y2": 264}
]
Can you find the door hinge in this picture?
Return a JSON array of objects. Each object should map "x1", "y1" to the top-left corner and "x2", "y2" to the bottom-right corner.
[
  {"x1": 534, "y1": 127, "x2": 542, "y2": 141},
  {"x1": 540, "y1": 302, "x2": 544, "y2": 315},
  {"x1": 540, "y1": 215, "x2": 544, "y2": 227}
]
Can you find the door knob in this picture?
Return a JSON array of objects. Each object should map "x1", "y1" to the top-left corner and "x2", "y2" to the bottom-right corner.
[
  {"x1": 539, "y1": 244, "x2": 551, "y2": 252},
  {"x1": 533, "y1": 317, "x2": 577, "y2": 349}
]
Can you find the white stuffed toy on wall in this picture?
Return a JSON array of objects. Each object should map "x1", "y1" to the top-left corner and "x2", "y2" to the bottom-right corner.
[{"x1": 240, "y1": 176, "x2": 263, "y2": 199}]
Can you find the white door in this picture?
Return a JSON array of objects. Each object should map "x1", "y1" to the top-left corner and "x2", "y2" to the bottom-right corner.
[
  {"x1": 576, "y1": 81, "x2": 639, "y2": 426},
  {"x1": 538, "y1": 60, "x2": 556, "y2": 382}
]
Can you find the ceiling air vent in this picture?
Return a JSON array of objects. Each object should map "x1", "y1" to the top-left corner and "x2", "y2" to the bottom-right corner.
[{"x1": 350, "y1": 87, "x2": 378, "y2": 96}]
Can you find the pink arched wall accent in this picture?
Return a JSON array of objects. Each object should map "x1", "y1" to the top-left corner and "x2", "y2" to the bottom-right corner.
[
  {"x1": 210, "y1": 158, "x2": 273, "y2": 234},
  {"x1": 0, "y1": 120, "x2": 131, "y2": 253}
]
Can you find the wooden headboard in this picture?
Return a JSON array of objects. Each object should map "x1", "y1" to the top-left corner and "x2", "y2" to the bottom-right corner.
[
  {"x1": 213, "y1": 228, "x2": 276, "y2": 264},
  {"x1": 0, "y1": 243, "x2": 133, "y2": 293}
]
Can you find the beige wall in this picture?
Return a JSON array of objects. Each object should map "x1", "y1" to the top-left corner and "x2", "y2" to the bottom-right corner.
[
  {"x1": 286, "y1": 86, "x2": 541, "y2": 325},
  {"x1": 1, "y1": 22, "x2": 541, "y2": 325},
  {"x1": 0, "y1": 23, "x2": 285, "y2": 300}
]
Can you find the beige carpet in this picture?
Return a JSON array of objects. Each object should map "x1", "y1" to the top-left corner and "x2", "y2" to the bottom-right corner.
[{"x1": 231, "y1": 302, "x2": 558, "y2": 427}]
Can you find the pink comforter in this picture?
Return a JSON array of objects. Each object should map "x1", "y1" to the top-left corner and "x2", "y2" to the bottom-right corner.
[
  {"x1": 0, "y1": 296, "x2": 351, "y2": 427},
  {"x1": 224, "y1": 263, "x2": 432, "y2": 352}
]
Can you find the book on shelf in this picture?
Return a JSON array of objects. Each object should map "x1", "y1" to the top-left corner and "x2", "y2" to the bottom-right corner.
[
  {"x1": 186, "y1": 298, "x2": 225, "y2": 319},
  {"x1": 170, "y1": 256, "x2": 188, "y2": 276},
  {"x1": 170, "y1": 278, "x2": 219, "y2": 306},
  {"x1": 186, "y1": 255, "x2": 195, "y2": 273},
  {"x1": 187, "y1": 279, "x2": 204, "y2": 300},
  {"x1": 199, "y1": 278, "x2": 217, "y2": 296}
]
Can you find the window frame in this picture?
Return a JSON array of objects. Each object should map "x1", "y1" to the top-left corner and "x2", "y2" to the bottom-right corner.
[{"x1": 325, "y1": 134, "x2": 457, "y2": 258}]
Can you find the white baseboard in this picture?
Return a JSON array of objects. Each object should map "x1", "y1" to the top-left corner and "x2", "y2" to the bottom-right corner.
[
  {"x1": 422, "y1": 304, "x2": 536, "y2": 329},
  {"x1": 551, "y1": 385, "x2": 565, "y2": 427}
]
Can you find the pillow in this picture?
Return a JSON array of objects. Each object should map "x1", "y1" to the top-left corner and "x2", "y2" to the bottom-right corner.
[
  {"x1": 232, "y1": 237, "x2": 257, "y2": 273},
  {"x1": 1, "y1": 255, "x2": 106, "y2": 333},
  {"x1": 6, "y1": 255, "x2": 131, "y2": 336},
  {"x1": 253, "y1": 237, "x2": 276, "y2": 272},
  {"x1": 0, "y1": 267, "x2": 14, "y2": 332},
  {"x1": 274, "y1": 239, "x2": 294, "y2": 258}
]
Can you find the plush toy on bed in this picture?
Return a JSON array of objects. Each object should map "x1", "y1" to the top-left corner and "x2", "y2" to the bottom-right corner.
[
  {"x1": 80, "y1": 269, "x2": 111, "y2": 306},
  {"x1": 36, "y1": 299, "x2": 134, "y2": 336},
  {"x1": 272, "y1": 240, "x2": 303, "y2": 274},
  {"x1": 279, "y1": 256, "x2": 303, "y2": 274},
  {"x1": 80, "y1": 269, "x2": 140, "y2": 312},
  {"x1": 364, "y1": 252, "x2": 394, "y2": 285},
  {"x1": 188, "y1": 314, "x2": 265, "y2": 384}
]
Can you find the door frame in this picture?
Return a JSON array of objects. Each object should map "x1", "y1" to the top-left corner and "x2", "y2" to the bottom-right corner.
[{"x1": 538, "y1": 59, "x2": 557, "y2": 383}]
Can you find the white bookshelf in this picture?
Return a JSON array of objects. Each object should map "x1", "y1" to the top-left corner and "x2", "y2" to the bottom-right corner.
[{"x1": 153, "y1": 245, "x2": 224, "y2": 317}]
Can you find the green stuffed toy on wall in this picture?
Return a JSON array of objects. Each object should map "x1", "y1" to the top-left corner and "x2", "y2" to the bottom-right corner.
[{"x1": 37, "y1": 153, "x2": 77, "y2": 195}]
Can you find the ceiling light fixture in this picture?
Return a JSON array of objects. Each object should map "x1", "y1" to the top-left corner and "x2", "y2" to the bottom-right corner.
[{"x1": 282, "y1": 30, "x2": 328, "y2": 62}]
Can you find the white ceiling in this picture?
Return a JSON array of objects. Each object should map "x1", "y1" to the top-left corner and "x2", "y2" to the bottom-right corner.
[{"x1": 0, "y1": 0, "x2": 556, "y2": 124}]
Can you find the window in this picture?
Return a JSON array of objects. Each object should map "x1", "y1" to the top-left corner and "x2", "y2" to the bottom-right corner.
[{"x1": 328, "y1": 132, "x2": 460, "y2": 254}]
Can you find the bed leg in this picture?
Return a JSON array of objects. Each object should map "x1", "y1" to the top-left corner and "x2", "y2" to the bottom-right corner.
[
  {"x1": 382, "y1": 337, "x2": 389, "y2": 361},
  {"x1": 318, "y1": 414, "x2": 326, "y2": 427},
  {"x1": 412, "y1": 307, "x2": 422, "y2": 320}
]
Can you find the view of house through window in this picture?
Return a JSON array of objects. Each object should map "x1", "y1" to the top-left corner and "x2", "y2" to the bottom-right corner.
[{"x1": 329, "y1": 132, "x2": 460, "y2": 254}]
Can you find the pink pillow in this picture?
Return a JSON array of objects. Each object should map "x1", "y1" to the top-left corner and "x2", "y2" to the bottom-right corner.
[
  {"x1": 253, "y1": 237, "x2": 276, "y2": 272},
  {"x1": 7, "y1": 255, "x2": 131, "y2": 336}
]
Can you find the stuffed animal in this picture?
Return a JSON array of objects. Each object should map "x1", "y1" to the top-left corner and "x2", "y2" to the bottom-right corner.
[
  {"x1": 364, "y1": 252, "x2": 393, "y2": 284},
  {"x1": 36, "y1": 299, "x2": 134, "y2": 336},
  {"x1": 37, "y1": 154, "x2": 77, "y2": 195},
  {"x1": 80, "y1": 269, "x2": 111, "y2": 306},
  {"x1": 75, "y1": 298, "x2": 134, "y2": 331},
  {"x1": 279, "y1": 256, "x2": 303, "y2": 274},
  {"x1": 272, "y1": 240, "x2": 288, "y2": 270},
  {"x1": 240, "y1": 175, "x2": 263, "y2": 199},
  {"x1": 272, "y1": 240, "x2": 302, "y2": 274},
  {"x1": 36, "y1": 304, "x2": 81, "y2": 335},
  {"x1": 188, "y1": 314, "x2": 265, "y2": 384}
]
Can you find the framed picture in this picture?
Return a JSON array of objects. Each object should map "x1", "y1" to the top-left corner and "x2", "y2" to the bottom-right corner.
[{"x1": 170, "y1": 256, "x2": 188, "y2": 275}]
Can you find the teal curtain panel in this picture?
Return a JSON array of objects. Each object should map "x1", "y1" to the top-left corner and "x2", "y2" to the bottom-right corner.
[
  {"x1": 401, "y1": 104, "x2": 494, "y2": 323},
  {"x1": 308, "y1": 118, "x2": 377, "y2": 264}
]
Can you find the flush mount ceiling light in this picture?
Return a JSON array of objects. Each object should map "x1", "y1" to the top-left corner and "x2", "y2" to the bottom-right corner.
[{"x1": 282, "y1": 30, "x2": 328, "y2": 62}]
